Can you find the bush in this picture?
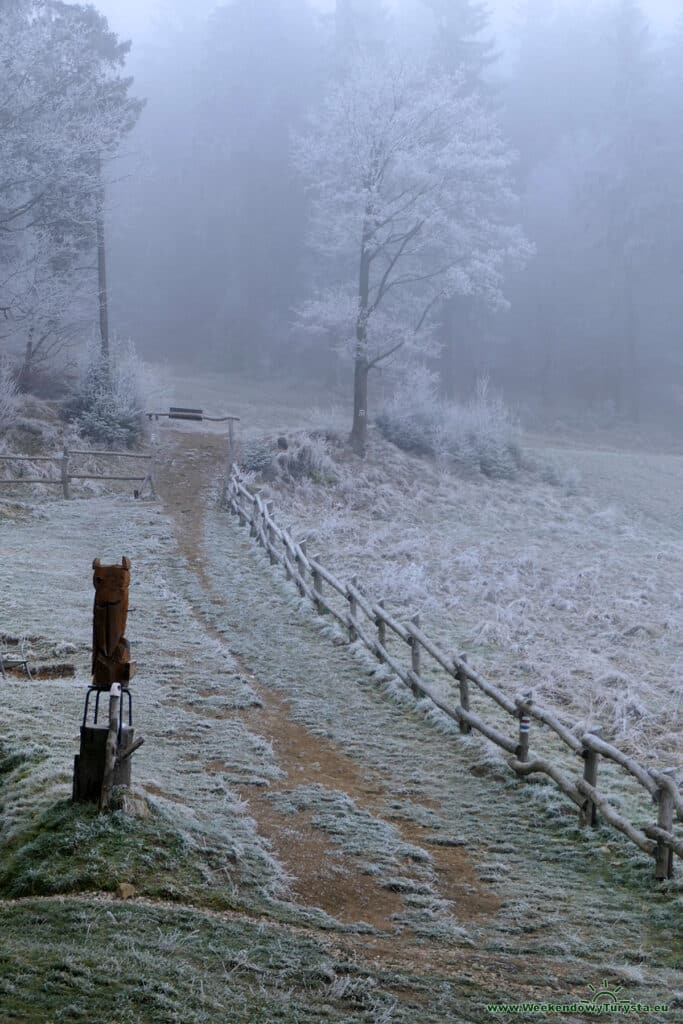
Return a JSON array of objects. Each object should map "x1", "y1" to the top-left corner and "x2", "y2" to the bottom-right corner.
[
  {"x1": 377, "y1": 373, "x2": 523, "y2": 479},
  {"x1": 240, "y1": 438, "x2": 276, "y2": 475},
  {"x1": 240, "y1": 434, "x2": 338, "y2": 485},
  {"x1": 274, "y1": 436, "x2": 338, "y2": 485},
  {"x1": 61, "y1": 340, "x2": 151, "y2": 449}
]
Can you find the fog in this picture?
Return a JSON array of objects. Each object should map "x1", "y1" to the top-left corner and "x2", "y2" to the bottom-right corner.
[{"x1": 3, "y1": 0, "x2": 683, "y2": 430}]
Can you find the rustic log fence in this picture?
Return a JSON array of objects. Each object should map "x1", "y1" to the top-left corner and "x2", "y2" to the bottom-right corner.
[
  {"x1": 0, "y1": 445, "x2": 155, "y2": 499},
  {"x1": 226, "y1": 468, "x2": 682, "y2": 881}
]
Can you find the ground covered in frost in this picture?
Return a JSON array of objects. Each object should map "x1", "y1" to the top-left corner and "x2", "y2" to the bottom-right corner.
[
  {"x1": 0, "y1": 417, "x2": 681, "y2": 1022},
  {"x1": 258, "y1": 425, "x2": 683, "y2": 775}
]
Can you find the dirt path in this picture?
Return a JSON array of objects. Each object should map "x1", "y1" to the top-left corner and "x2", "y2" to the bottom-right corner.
[{"x1": 154, "y1": 425, "x2": 500, "y2": 935}]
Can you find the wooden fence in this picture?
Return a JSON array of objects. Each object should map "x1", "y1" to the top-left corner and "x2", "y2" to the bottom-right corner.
[
  {"x1": 0, "y1": 446, "x2": 155, "y2": 499},
  {"x1": 227, "y1": 468, "x2": 682, "y2": 881}
]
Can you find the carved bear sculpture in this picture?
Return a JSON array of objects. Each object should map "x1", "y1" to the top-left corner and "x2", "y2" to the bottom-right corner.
[{"x1": 92, "y1": 557, "x2": 135, "y2": 688}]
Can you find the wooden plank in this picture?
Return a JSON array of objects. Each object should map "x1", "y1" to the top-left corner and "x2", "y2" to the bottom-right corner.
[
  {"x1": 576, "y1": 779, "x2": 657, "y2": 856},
  {"x1": 643, "y1": 825, "x2": 683, "y2": 862},
  {"x1": 581, "y1": 733, "x2": 658, "y2": 798},
  {"x1": 372, "y1": 602, "x2": 411, "y2": 643},
  {"x1": 0, "y1": 454, "x2": 60, "y2": 462},
  {"x1": 69, "y1": 475, "x2": 146, "y2": 481},
  {"x1": 346, "y1": 581, "x2": 375, "y2": 622},
  {"x1": 68, "y1": 450, "x2": 151, "y2": 459},
  {"x1": 0, "y1": 478, "x2": 62, "y2": 485},
  {"x1": 649, "y1": 770, "x2": 683, "y2": 823},
  {"x1": 509, "y1": 757, "x2": 583, "y2": 807},
  {"x1": 308, "y1": 557, "x2": 348, "y2": 597}
]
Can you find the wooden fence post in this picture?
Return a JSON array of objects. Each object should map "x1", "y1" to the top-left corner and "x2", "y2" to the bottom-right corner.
[
  {"x1": 517, "y1": 708, "x2": 531, "y2": 762},
  {"x1": 61, "y1": 445, "x2": 70, "y2": 499},
  {"x1": 456, "y1": 655, "x2": 472, "y2": 734},
  {"x1": 312, "y1": 557, "x2": 324, "y2": 614},
  {"x1": 100, "y1": 683, "x2": 121, "y2": 810},
  {"x1": 266, "y1": 503, "x2": 276, "y2": 564},
  {"x1": 580, "y1": 733, "x2": 601, "y2": 827},
  {"x1": 296, "y1": 541, "x2": 307, "y2": 596},
  {"x1": 655, "y1": 770, "x2": 676, "y2": 881},
  {"x1": 410, "y1": 614, "x2": 421, "y2": 697},
  {"x1": 348, "y1": 576, "x2": 358, "y2": 642},
  {"x1": 376, "y1": 599, "x2": 386, "y2": 660},
  {"x1": 283, "y1": 537, "x2": 292, "y2": 580},
  {"x1": 250, "y1": 497, "x2": 258, "y2": 538},
  {"x1": 235, "y1": 486, "x2": 247, "y2": 526}
]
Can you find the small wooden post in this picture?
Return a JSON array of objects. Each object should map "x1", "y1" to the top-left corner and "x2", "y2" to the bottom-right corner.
[
  {"x1": 100, "y1": 683, "x2": 121, "y2": 810},
  {"x1": 655, "y1": 771, "x2": 676, "y2": 881},
  {"x1": 283, "y1": 538, "x2": 292, "y2": 580},
  {"x1": 348, "y1": 576, "x2": 358, "y2": 642},
  {"x1": 410, "y1": 614, "x2": 421, "y2": 697},
  {"x1": 250, "y1": 497, "x2": 258, "y2": 538},
  {"x1": 312, "y1": 557, "x2": 324, "y2": 614},
  {"x1": 580, "y1": 732, "x2": 601, "y2": 827},
  {"x1": 376, "y1": 599, "x2": 386, "y2": 660},
  {"x1": 228, "y1": 419, "x2": 236, "y2": 472},
  {"x1": 61, "y1": 445, "x2": 70, "y2": 499},
  {"x1": 266, "y1": 503, "x2": 276, "y2": 564},
  {"x1": 296, "y1": 541, "x2": 307, "y2": 596},
  {"x1": 517, "y1": 710, "x2": 531, "y2": 762},
  {"x1": 456, "y1": 655, "x2": 471, "y2": 734}
]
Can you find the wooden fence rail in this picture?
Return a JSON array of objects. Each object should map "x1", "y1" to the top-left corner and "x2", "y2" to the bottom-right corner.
[
  {"x1": 0, "y1": 446, "x2": 155, "y2": 499},
  {"x1": 227, "y1": 468, "x2": 682, "y2": 881}
]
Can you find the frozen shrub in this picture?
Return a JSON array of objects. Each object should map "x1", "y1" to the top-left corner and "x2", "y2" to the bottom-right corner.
[
  {"x1": 240, "y1": 438, "x2": 276, "y2": 474},
  {"x1": 275, "y1": 435, "x2": 338, "y2": 485},
  {"x1": 0, "y1": 358, "x2": 19, "y2": 431},
  {"x1": 61, "y1": 339, "x2": 151, "y2": 449},
  {"x1": 377, "y1": 374, "x2": 523, "y2": 479}
]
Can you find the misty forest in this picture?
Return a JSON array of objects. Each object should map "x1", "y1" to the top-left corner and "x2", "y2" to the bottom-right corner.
[{"x1": 0, "y1": 1, "x2": 682, "y2": 1022}]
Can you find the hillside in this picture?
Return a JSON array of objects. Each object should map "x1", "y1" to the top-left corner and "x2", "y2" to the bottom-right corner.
[{"x1": 0, "y1": 409, "x2": 681, "y2": 1021}]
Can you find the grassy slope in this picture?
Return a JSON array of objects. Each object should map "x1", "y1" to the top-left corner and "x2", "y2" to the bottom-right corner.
[{"x1": 1, "y1": 418, "x2": 681, "y2": 1022}]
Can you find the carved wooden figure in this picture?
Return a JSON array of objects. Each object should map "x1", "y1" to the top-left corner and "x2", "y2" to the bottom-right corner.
[{"x1": 92, "y1": 557, "x2": 135, "y2": 688}]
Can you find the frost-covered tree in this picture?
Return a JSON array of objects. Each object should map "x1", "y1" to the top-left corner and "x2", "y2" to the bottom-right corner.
[
  {"x1": 421, "y1": 0, "x2": 496, "y2": 87},
  {"x1": 0, "y1": 0, "x2": 142, "y2": 385},
  {"x1": 295, "y1": 52, "x2": 529, "y2": 454}
]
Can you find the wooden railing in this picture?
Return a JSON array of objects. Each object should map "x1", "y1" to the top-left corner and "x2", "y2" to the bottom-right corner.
[
  {"x1": 0, "y1": 446, "x2": 155, "y2": 499},
  {"x1": 227, "y1": 468, "x2": 682, "y2": 881}
]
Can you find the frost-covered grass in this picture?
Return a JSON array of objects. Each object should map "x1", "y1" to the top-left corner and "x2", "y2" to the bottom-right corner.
[
  {"x1": 377, "y1": 374, "x2": 524, "y2": 480},
  {"x1": 1, "y1": 426, "x2": 681, "y2": 1021},
  {"x1": 257, "y1": 425, "x2": 683, "y2": 771},
  {"x1": 200, "y1": 505, "x2": 682, "y2": 1002}
]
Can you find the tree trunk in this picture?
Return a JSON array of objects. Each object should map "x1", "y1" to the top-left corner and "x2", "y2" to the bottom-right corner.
[
  {"x1": 350, "y1": 354, "x2": 369, "y2": 455},
  {"x1": 96, "y1": 157, "x2": 110, "y2": 359},
  {"x1": 623, "y1": 262, "x2": 639, "y2": 422},
  {"x1": 19, "y1": 336, "x2": 33, "y2": 392},
  {"x1": 350, "y1": 222, "x2": 371, "y2": 456}
]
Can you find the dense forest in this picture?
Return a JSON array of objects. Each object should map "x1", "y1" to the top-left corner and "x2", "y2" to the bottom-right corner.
[{"x1": 2, "y1": 0, "x2": 683, "y2": 437}]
